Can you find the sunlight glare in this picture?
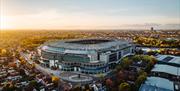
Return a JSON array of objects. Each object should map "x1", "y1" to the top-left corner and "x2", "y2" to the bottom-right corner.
[{"x1": 0, "y1": 15, "x2": 11, "y2": 29}]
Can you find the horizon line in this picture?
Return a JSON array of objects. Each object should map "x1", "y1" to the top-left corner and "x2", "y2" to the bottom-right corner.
[{"x1": 1, "y1": 28, "x2": 180, "y2": 31}]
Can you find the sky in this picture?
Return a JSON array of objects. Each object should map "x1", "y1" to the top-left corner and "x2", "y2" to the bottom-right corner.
[{"x1": 0, "y1": 0, "x2": 180, "y2": 30}]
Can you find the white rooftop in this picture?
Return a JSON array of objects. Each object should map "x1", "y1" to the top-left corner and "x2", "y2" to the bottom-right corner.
[
  {"x1": 151, "y1": 64, "x2": 180, "y2": 76},
  {"x1": 42, "y1": 39, "x2": 130, "y2": 50},
  {"x1": 156, "y1": 55, "x2": 180, "y2": 65}
]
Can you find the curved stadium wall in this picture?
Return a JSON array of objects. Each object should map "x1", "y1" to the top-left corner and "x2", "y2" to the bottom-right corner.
[{"x1": 38, "y1": 39, "x2": 134, "y2": 74}]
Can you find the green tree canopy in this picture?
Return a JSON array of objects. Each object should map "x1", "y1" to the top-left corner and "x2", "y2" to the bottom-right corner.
[{"x1": 118, "y1": 82, "x2": 130, "y2": 91}]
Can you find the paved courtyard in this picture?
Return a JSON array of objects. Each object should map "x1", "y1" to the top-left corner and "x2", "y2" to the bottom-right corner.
[{"x1": 59, "y1": 71, "x2": 94, "y2": 85}]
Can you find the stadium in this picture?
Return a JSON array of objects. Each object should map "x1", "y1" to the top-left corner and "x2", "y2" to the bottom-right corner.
[{"x1": 38, "y1": 39, "x2": 134, "y2": 74}]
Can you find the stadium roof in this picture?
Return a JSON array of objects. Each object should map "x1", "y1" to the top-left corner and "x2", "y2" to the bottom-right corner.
[
  {"x1": 65, "y1": 39, "x2": 112, "y2": 44},
  {"x1": 41, "y1": 39, "x2": 130, "y2": 51}
]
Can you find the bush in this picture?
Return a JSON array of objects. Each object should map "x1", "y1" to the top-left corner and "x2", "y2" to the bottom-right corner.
[{"x1": 118, "y1": 82, "x2": 131, "y2": 91}]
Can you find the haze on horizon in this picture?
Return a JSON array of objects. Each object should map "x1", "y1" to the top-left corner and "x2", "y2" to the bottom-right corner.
[{"x1": 0, "y1": 0, "x2": 180, "y2": 30}]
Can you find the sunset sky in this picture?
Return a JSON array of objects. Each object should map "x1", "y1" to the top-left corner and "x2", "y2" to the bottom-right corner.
[{"x1": 0, "y1": 0, "x2": 180, "y2": 30}]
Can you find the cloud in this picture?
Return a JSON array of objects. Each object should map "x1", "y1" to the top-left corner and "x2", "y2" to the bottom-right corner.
[
  {"x1": 158, "y1": 23, "x2": 180, "y2": 29},
  {"x1": 118, "y1": 23, "x2": 180, "y2": 29},
  {"x1": 3, "y1": 8, "x2": 180, "y2": 30},
  {"x1": 122, "y1": 23, "x2": 161, "y2": 27}
]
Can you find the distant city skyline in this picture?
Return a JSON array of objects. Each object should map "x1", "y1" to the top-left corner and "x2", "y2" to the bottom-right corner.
[{"x1": 0, "y1": 0, "x2": 180, "y2": 30}]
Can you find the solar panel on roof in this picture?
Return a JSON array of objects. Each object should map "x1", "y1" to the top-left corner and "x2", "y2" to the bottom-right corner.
[{"x1": 162, "y1": 56, "x2": 174, "y2": 62}]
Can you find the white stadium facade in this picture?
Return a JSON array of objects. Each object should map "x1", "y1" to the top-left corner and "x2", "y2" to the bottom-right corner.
[{"x1": 38, "y1": 39, "x2": 135, "y2": 74}]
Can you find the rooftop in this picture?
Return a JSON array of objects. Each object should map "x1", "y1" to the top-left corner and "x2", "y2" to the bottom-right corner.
[
  {"x1": 139, "y1": 77, "x2": 174, "y2": 91},
  {"x1": 156, "y1": 55, "x2": 180, "y2": 65},
  {"x1": 65, "y1": 39, "x2": 112, "y2": 44},
  {"x1": 151, "y1": 64, "x2": 180, "y2": 76},
  {"x1": 41, "y1": 39, "x2": 130, "y2": 51}
]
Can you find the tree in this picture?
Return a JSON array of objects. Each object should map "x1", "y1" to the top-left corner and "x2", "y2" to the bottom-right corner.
[
  {"x1": 8, "y1": 63, "x2": 17, "y2": 68},
  {"x1": 84, "y1": 84, "x2": 92, "y2": 91},
  {"x1": 115, "y1": 65, "x2": 122, "y2": 72},
  {"x1": 97, "y1": 73, "x2": 105, "y2": 82},
  {"x1": 121, "y1": 58, "x2": 131, "y2": 69},
  {"x1": 26, "y1": 80, "x2": 38, "y2": 91},
  {"x1": 52, "y1": 75, "x2": 60, "y2": 87},
  {"x1": 19, "y1": 69, "x2": 26, "y2": 76},
  {"x1": 72, "y1": 84, "x2": 81, "y2": 91},
  {"x1": 0, "y1": 49, "x2": 12, "y2": 57},
  {"x1": 105, "y1": 78, "x2": 113, "y2": 91},
  {"x1": 132, "y1": 55, "x2": 141, "y2": 61},
  {"x1": 1, "y1": 49, "x2": 7, "y2": 56},
  {"x1": 141, "y1": 55, "x2": 152, "y2": 62},
  {"x1": 31, "y1": 63, "x2": 36, "y2": 69},
  {"x1": 19, "y1": 57, "x2": 26, "y2": 65},
  {"x1": 138, "y1": 69, "x2": 145, "y2": 76},
  {"x1": 117, "y1": 71, "x2": 125, "y2": 82},
  {"x1": 118, "y1": 82, "x2": 130, "y2": 91},
  {"x1": 106, "y1": 78, "x2": 113, "y2": 87},
  {"x1": 52, "y1": 76, "x2": 60, "y2": 82},
  {"x1": 135, "y1": 73, "x2": 147, "y2": 90},
  {"x1": 145, "y1": 60, "x2": 154, "y2": 72},
  {"x1": 2, "y1": 83, "x2": 17, "y2": 91}
]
